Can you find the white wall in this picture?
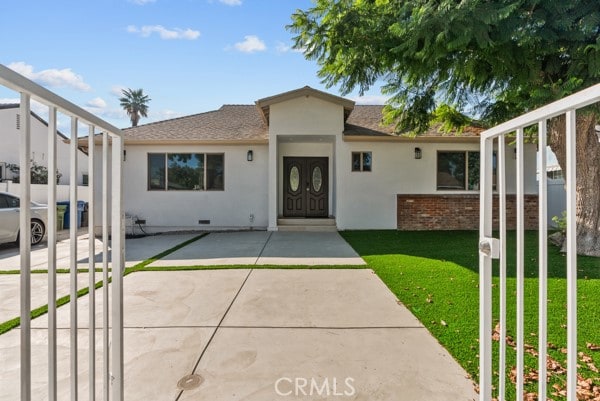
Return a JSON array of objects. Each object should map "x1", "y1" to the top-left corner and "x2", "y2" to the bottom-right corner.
[
  {"x1": 335, "y1": 140, "x2": 538, "y2": 230},
  {"x1": 0, "y1": 107, "x2": 88, "y2": 185},
  {"x1": 0, "y1": 182, "x2": 90, "y2": 203},
  {"x1": 269, "y1": 96, "x2": 345, "y2": 136},
  {"x1": 121, "y1": 144, "x2": 269, "y2": 232}
]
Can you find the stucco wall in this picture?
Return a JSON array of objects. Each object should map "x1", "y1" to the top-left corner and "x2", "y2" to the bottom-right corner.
[
  {"x1": 0, "y1": 108, "x2": 88, "y2": 185},
  {"x1": 121, "y1": 144, "x2": 269, "y2": 231},
  {"x1": 335, "y1": 140, "x2": 538, "y2": 230},
  {"x1": 269, "y1": 96, "x2": 345, "y2": 136}
]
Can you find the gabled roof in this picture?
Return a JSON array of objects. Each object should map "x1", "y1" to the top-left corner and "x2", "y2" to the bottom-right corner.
[
  {"x1": 0, "y1": 103, "x2": 70, "y2": 141},
  {"x1": 119, "y1": 88, "x2": 482, "y2": 144},
  {"x1": 123, "y1": 105, "x2": 268, "y2": 144},
  {"x1": 255, "y1": 86, "x2": 355, "y2": 124}
]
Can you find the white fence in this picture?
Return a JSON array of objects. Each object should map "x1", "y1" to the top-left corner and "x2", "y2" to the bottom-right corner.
[
  {"x1": 478, "y1": 83, "x2": 600, "y2": 401},
  {"x1": 0, "y1": 63, "x2": 125, "y2": 400},
  {"x1": 0, "y1": 182, "x2": 90, "y2": 203}
]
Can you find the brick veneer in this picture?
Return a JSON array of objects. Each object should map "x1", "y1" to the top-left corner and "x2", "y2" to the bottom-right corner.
[{"x1": 397, "y1": 194, "x2": 539, "y2": 230}]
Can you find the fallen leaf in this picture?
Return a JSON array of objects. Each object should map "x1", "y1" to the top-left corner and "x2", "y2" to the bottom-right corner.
[{"x1": 587, "y1": 342, "x2": 600, "y2": 351}]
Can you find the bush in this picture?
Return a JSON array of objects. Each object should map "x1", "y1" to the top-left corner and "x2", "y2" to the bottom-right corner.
[{"x1": 6, "y1": 161, "x2": 62, "y2": 184}]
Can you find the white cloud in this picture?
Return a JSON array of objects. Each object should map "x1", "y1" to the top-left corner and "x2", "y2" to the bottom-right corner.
[
  {"x1": 352, "y1": 94, "x2": 390, "y2": 105},
  {"x1": 0, "y1": 97, "x2": 19, "y2": 105},
  {"x1": 86, "y1": 97, "x2": 107, "y2": 108},
  {"x1": 234, "y1": 35, "x2": 266, "y2": 53},
  {"x1": 128, "y1": 0, "x2": 156, "y2": 4},
  {"x1": 8, "y1": 62, "x2": 91, "y2": 92},
  {"x1": 150, "y1": 109, "x2": 184, "y2": 121},
  {"x1": 127, "y1": 25, "x2": 200, "y2": 40},
  {"x1": 275, "y1": 42, "x2": 290, "y2": 53},
  {"x1": 110, "y1": 85, "x2": 126, "y2": 97},
  {"x1": 219, "y1": 0, "x2": 242, "y2": 5}
]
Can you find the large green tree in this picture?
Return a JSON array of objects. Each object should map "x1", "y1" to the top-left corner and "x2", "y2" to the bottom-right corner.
[
  {"x1": 289, "y1": 0, "x2": 600, "y2": 256},
  {"x1": 119, "y1": 88, "x2": 151, "y2": 127}
]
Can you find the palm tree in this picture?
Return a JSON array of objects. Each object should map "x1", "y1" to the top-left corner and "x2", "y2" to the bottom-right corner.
[{"x1": 119, "y1": 88, "x2": 150, "y2": 127}]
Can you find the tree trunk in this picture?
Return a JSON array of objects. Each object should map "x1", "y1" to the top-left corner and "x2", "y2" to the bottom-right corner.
[{"x1": 548, "y1": 112, "x2": 600, "y2": 256}]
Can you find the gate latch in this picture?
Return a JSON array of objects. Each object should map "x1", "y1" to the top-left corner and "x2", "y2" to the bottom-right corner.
[{"x1": 479, "y1": 237, "x2": 500, "y2": 259}]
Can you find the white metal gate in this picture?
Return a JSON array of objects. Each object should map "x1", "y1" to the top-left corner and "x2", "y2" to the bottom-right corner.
[
  {"x1": 478, "y1": 84, "x2": 600, "y2": 401},
  {"x1": 0, "y1": 64, "x2": 125, "y2": 400}
]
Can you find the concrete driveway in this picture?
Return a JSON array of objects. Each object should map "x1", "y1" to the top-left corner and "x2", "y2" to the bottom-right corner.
[
  {"x1": 149, "y1": 231, "x2": 366, "y2": 266},
  {"x1": 0, "y1": 269, "x2": 477, "y2": 401}
]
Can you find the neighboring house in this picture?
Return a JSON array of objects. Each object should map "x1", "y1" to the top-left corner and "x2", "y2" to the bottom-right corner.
[
  {"x1": 0, "y1": 104, "x2": 89, "y2": 185},
  {"x1": 538, "y1": 147, "x2": 566, "y2": 227},
  {"x1": 88, "y1": 86, "x2": 538, "y2": 232}
]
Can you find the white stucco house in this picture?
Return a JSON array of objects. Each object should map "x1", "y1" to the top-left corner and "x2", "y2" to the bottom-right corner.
[
  {"x1": 89, "y1": 86, "x2": 538, "y2": 232},
  {"x1": 0, "y1": 103, "x2": 88, "y2": 186}
]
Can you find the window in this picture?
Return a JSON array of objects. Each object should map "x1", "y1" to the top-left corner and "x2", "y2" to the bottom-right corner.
[
  {"x1": 437, "y1": 151, "x2": 494, "y2": 190},
  {"x1": 351, "y1": 152, "x2": 372, "y2": 172},
  {"x1": 148, "y1": 153, "x2": 224, "y2": 191},
  {"x1": 82, "y1": 174, "x2": 89, "y2": 186},
  {"x1": 0, "y1": 193, "x2": 19, "y2": 208},
  {"x1": 547, "y1": 170, "x2": 563, "y2": 180}
]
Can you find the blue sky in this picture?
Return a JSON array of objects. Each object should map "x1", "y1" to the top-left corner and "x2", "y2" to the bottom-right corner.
[{"x1": 0, "y1": 0, "x2": 387, "y2": 132}]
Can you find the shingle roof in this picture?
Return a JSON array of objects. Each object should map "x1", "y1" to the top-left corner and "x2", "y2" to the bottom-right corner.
[
  {"x1": 121, "y1": 102, "x2": 482, "y2": 144},
  {"x1": 123, "y1": 105, "x2": 268, "y2": 143},
  {"x1": 344, "y1": 105, "x2": 483, "y2": 137}
]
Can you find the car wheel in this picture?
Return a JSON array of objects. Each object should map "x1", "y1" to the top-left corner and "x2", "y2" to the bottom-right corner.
[{"x1": 30, "y1": 219, "x2": 45, "y2": 245}]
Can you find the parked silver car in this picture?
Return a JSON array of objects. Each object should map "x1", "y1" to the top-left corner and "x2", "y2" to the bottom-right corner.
[{"x1": 0, "y1": 192, "x2": 48, "y2": 246}]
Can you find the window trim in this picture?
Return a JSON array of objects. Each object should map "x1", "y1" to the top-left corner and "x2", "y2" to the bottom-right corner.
[
  {"x1": 351, "y1": 151, "x2": 372, "y2": 172},
  {"x1": 436, "y1": 150, "x2": 496, "y2": 192},
  {"x1": 147, "y1": 152, "x2": 225, "y2": 191}
]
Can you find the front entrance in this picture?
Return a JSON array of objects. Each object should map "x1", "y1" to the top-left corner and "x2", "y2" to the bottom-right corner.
[{"x1": 283, "y1": 157, "x2": 328, "y2": 217}]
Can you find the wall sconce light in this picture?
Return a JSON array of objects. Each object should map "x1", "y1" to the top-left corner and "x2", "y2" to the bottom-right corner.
[
  {"x1": 247, "y1": 150, "x2": 253, "y2": 162},
  {"x1": 595, "y1": 124, "x2": 600, "y2": 143},
  {"x1": 414, "y1": 147, "x2": 422, "y2": 159}
]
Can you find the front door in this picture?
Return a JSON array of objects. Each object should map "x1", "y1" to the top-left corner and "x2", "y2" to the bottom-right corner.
[{"x1": 283, "y1": 157, "x2": 328, "y2": 217}]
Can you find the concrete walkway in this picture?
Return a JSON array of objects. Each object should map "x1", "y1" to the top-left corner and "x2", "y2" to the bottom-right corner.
[
  {"x1": 0, "y1": 232, "x2": 199, "y2": 271},
  {"x1": 0, "y1": 269, "x2": 477, "y2": 401},
  {"x1": 149, "y1": 231, "x2": 366, "y2": 266}
]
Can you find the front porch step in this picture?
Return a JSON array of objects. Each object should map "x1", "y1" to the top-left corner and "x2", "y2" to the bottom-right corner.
[{"x1": 277, "y1": 218, "x2": 337, "y2": 232}]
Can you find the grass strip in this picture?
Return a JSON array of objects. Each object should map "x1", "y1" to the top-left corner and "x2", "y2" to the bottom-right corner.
[
  {"x1": 0, "y1": 268, "x2": 110, "y2": 275},
  {"x1": 0, "y1": 233, "x2": 208, "y2": 335},
  {"x1": 139, "y1": 264, "x2": 367, "y2": 271}
]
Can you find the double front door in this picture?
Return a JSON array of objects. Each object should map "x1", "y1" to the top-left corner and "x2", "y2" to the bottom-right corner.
[{"x1": 283, "y1": 157, "x2": 328, "y2": 218}]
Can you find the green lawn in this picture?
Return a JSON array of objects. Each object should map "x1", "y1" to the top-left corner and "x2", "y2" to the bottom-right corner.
[{"x1": 340, "y1": 230, "x2": 600, "y2": 400}]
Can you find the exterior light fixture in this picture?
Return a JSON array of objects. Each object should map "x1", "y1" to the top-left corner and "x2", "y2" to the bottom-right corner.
[
  {"x1": 414, "y1": 147, "x2": 422, "y2": 159},
  {"x1": 247, "y1": 150, "x2": 253, "y2": 162},
  {"x1": 595, "y1": 124, "x2": 600, "y2": 143}
]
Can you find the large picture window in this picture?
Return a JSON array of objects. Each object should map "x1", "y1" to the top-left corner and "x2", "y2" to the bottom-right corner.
[
  {"x1": 148, "y1": 153, "x2": 224, "y2": 191},
  {"x1": 437, "y1": 151, "x2": 492, "y2": 190}
]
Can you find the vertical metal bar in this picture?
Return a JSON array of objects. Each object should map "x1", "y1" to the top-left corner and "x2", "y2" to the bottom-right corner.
[
  {"x1": 102, "y1": 132, "x2": 110, "y2": 401},
  {"x1": 47, "y1": 106, "x2": 58, "y2": 401},
  {"x1": 111, "y1": 134, "x2": 125, "y2": 401},
  {"x1": 565, "y1": 110, "x2": 577, "y2": 401},
  {"x1": 498, "y1": 136, "x2": 507, "y2": 401},
  {"x1": 479, "y1": 136, "x2": 494, "y2": 401},
  {"x1": 19, "y1": 92, "x2": 32, "y2": 401},
  {"x1": 538, "y1": 120, "x2": 548, "y2": 401},
  {"x1": 88, "y1": 125, "x2": 96, "y2": 400},
  {"x1": 515, "y1": 127, "x2": 525, "y2": 400},
  {"x1": 70, "y1": 117, "x2": 79, "y2": 401}
]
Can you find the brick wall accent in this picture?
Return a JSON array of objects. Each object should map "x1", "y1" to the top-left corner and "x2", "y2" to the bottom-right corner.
[{"x1": 397, "y1": 194, "x2": 538, "y2": 230}]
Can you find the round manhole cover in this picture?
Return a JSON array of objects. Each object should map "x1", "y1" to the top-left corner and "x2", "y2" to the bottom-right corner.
[{"x1": 177, "y1": 374, "x2": 204, "y2": 391}]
